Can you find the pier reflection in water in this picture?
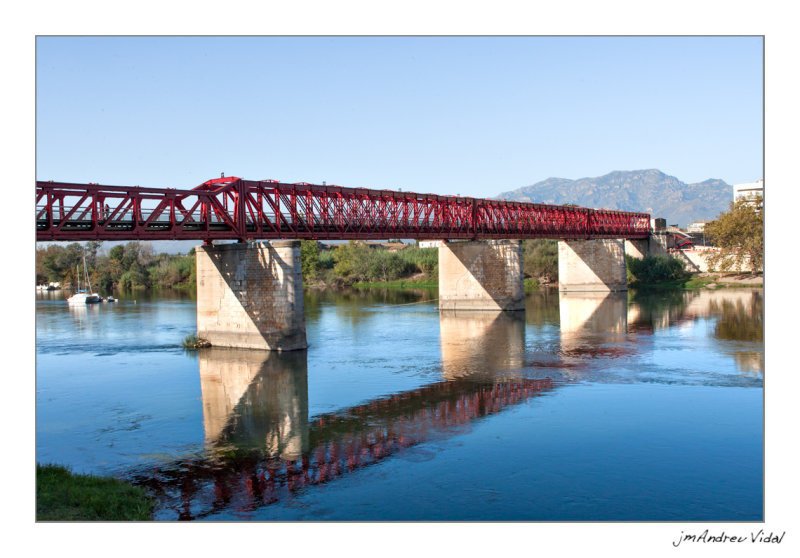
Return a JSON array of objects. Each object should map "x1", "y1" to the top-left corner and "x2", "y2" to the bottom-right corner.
[
  {"x1": 557, "y1": 292, "x2": 632, "y2": 371},
  {"x1": 439, "y1": 310, "x2": 526, "y2": 380},
  {"x1": 199, "y1": 349, "x2": 309, "y2": 460},
  {"x1": 137, "y1": 341, "x2": 557, "y2": 520}
]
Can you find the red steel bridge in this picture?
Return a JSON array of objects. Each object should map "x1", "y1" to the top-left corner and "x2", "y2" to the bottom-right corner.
[{"x1": 36, "y1": 175, "x2": 651, "y2": 242}]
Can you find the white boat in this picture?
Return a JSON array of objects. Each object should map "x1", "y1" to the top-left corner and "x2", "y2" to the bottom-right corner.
[
  {"x1": 67, "y1": 292, "x2": 102, "y2": 305},
  {"x1": 67, "y1": 255, "x2": 102, "y2": 305}
]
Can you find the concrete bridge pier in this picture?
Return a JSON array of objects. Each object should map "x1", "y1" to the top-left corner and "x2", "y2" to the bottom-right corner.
[
  {"x1": 558, "y1": 239, "x2": 628, "y2": 292},
  {"x1": 438, "y1": 240, "x2": 525, "y2": 311},
  {"x1": 624, "y1": 238, "x2": 649, "y2": 260},
  {"x1": 196, "y1": 240, "x2": 307, "y2": 351}
]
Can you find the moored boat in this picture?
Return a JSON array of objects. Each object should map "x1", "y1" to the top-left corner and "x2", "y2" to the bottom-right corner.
[
  {"x1": 67, "y1": 255, "x2": 101, "y2": 305},
  {"x1": 67, "y1": 292, "x2": 102, "y2": 305}
]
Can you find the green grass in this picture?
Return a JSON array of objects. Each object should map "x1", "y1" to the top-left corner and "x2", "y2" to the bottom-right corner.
[
  {"x1": 170, "y1": 282, "x2": 196, "y2": 290},
  {"x1": 629, "y1": 275, "x2": 764, "y2": 291},
  {"x1": 353, "y1": 279, "x2": 439, "y2": 289},
  {"x1": 629, "y1": 277, "x2": 704, "y2": 290},
  {"x1": 37, "y1": 464, "x2": 155, "y2": 521},
  {"x1": 524, "y1": 278, "x2": 540, "y2": 292},
  {"x1": 682, "y1": 276, "x2": 717, "y2": 289}
]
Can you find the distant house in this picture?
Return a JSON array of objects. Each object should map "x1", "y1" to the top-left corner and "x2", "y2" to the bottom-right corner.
[
  {"x1": 733, "y1": 179, "x2": 763, "y2": 204},
  {"x1": 418, "y1": 240, "x2": 444, "y2": 249},
  {"x1": 687, "y1": 220, "x2": 711, "y2": 233},
  {"x1": 380, "y1": 242, "x2": 406, "y2": 252}
]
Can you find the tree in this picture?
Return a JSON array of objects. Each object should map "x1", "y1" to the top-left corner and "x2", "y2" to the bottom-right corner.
[
  {"x1": 522, "y1": 239, "x2": 558, "y2": 282},
  {"x1": 39, "y1": 243, "x2": 83, "y2": 285},
  {"x1": 109, "y1": 244, "x2": 125, "y2": 263},
  {"x1": 367, "y1": 251, "x2": 410, "y2": 282},
  {"x1": 704, "y1": 195, "x2": 763, "y2": 273},
  {"x1": 332, "y1": 241, "x2": 373, "y2": 282},
  {"x1": 299, "y1": 240, "x2": 321, "y2": 281},
  {"x1": 84, "y1": 240, "x2": 103, "y2": 267}
]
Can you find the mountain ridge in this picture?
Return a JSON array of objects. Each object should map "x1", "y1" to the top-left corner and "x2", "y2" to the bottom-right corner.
[{"x1": 495, "y1": 169, "x2": 733, "y2": 227}]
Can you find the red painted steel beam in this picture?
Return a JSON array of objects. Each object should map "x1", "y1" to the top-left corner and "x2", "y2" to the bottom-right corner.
[{"x1": 36, "y1": 177, "x2": 651, "y2": 242}]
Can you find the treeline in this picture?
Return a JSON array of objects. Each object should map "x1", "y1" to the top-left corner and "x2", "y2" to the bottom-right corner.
[
  {"x1": 300, "y1": 239, "x2": 560, "y2": 287},
  {"x1": 37, "y1": 238, "x2": 565, "y2": 292},
  {"x1": 36, "y1": 241, "x2": 196, "y2": 292},
  {"x1": 300, "y1": 241, "x2": 438, "y2": 286}
]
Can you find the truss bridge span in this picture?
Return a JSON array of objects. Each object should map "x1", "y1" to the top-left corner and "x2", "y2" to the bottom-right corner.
[{"x1": 36, "y1": 176, "x2": 650, "y2": 242}]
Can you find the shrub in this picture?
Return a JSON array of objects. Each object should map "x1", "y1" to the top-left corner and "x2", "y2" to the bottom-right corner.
[
  {"x1": 523, "y1": 239, "x2": 558, "y2": 282},
  {"x1": 300, "y1": 240, "x2": 321, "y2": 280},
  {"x1": 626, "y1": 254, "x2": 687, "y2": 284},
  {"x1": 182, "y1": 333, "x2": 211, "y2": 349},
  {"x1": 399, "y1": 246, "x2": 438, "y2": 276}
]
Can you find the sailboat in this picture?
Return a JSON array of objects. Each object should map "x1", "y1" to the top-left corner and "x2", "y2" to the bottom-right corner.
[{"x1": 67, "y1": 253, "x2": 101, "y2": 305}]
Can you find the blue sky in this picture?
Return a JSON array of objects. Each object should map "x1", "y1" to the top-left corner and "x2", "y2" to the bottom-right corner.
[{"x1": 36, "y1": 36, "x2": 763, "y2": 198}]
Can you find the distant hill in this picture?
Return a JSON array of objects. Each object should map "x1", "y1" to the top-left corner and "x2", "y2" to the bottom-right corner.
[{"x1": 495, "y1": 169, "x2": 733, "y2": 227}]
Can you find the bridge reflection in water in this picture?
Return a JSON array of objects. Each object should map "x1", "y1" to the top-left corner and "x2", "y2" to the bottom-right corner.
[
  {"x1": 134, "y1": 331, "x2": 557, "y2": 520},
  {"x1": 131, "y1": 288, "x2": 761, "y2": 519}
]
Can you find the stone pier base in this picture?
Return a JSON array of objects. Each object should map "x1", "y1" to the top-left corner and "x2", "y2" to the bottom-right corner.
[
  {"x1": 438, "y1": 240, "x2": 524, "y2": 310},
  {"x1": 196, "y1": 241, "x2": 307, "y2": 351},
  {"x1": 558, "y1": 239, "x2": 627, "y2": 292}
]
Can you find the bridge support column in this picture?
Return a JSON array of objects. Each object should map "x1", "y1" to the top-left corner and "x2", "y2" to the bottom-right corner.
[
  {"x1": 558, "y1": 239, "x2": 628, "y2": 292},
  {"x1": 196, "y1": 241, "x2": 307, "y2": 351},
  {"x1": 648, "y1": 232, "x2": 669, "y2": 256},
  {"x1": 624, "y1": 238, "x2": 649, "y2": 260},
  {"x1": 438, "y1": 240, "x2": 524, "y2": 311}
]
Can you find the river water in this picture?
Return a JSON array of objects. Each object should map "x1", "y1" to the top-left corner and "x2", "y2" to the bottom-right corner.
[{"x1": 35, "y1": 287, "x2": 763, "y2": 521}]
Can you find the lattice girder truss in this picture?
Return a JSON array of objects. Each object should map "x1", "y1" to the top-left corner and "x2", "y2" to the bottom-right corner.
[{"x1": 36, "y1": 177, "x2": 651, "y2": 241}]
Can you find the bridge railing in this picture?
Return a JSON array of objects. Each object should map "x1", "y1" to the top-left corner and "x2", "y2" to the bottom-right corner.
[{"x1": 36, "y1": 178, "x2": 651, "y2": 241}]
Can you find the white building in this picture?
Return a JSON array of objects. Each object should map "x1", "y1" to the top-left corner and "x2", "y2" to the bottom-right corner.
[
  {"x1": 688, "y1": 220, "x2": 711, "y2": 233},
  {"x1": 733, "y1": 179, "x2": 763, "y2": 204}
]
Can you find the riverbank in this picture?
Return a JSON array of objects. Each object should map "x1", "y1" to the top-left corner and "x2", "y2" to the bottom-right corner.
[
  {"x1": 345, "y1": 273, "x2": 764, "y2": 293},
  {"x1": 37, "y1": 464, "x2": 155, "y2": 521},
  {"x1": 630, "y1": 272, "x2": 763, "y2": 291},
  {"x1": 353, "y1": 278, "x2": 438, "y2": 289}
]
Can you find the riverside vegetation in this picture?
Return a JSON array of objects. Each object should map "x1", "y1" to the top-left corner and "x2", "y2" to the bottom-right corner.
[
  {"x1": 298, "y1": 239, "x2": 561, "y2": 289},
  {"x1": 36, "y1": 241, "x2": 196, "y2": 292},
  {"x1": 36, "y1": 238, "x2": 736, "y2": 293}
]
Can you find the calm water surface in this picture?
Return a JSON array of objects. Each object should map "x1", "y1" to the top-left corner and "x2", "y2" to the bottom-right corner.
[{"x1": 35, "y1": 287, "x2": 764, "y2": 521}]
